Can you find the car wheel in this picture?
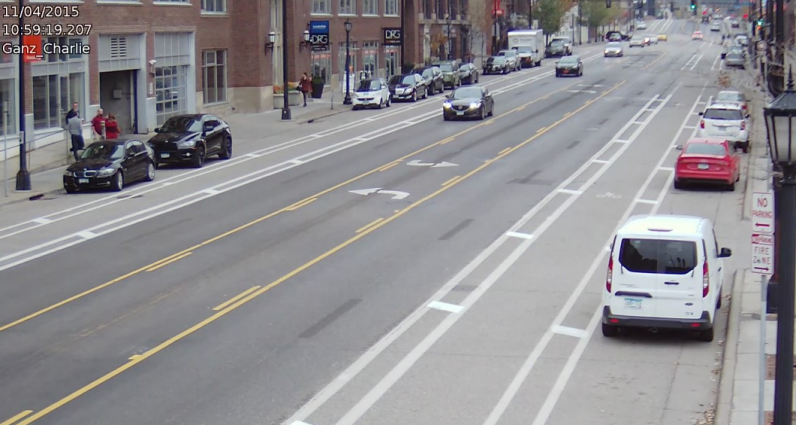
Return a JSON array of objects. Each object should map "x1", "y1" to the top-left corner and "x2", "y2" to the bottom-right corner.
[
  {"x1": 65, "y1": 186, "x2": 77, "y2": 194},
  {"x1": 387, "y1": 97, "x2": 392, "y2": 107},
  {"x1": 111, "y1": 171, "x2": 124, "y2": 192},
  {"x1": 411, "y1": 91, "x2": 417, "y2": 102},
  {"x1": 377, "y1": 98, "x2": 384, "y2": 109},
  {"x1": 697, "y1": 327, "x2": 714, "y2": 342},
  {"x1": 479, "y1": 107, "x2": 485, "y2": 120},
  {"x1": 192, "y1": 146, "x2": 206, "y2": 168},
  {"x1": 727, "y1": 181, "x2": 736, "y2": 191},
  {"x1": 144, "y1": 161, "x2": 155, "y2": 182},
  {"x1": 443, "y1": 114, "x2": 450, "y2": 121},
  {"x1": 488, "y1": 105, "x2": 494, "y2": 116},
  {"x1": 602, "y1": 323, "x2": 618, "y2": 337},
  {"x1": 674, "y1": 180, "x2": 684, "y2": 190},
  {"x1": 219, "y1": 137, "x2": 232, "y2": 159}
]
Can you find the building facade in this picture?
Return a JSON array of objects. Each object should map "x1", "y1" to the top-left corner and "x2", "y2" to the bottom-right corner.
[{"x1": 0, "y1": 0, "x2": 474, "y2": 152}]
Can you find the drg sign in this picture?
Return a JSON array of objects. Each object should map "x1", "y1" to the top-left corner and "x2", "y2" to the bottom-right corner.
[
  {"x1": 383, "y1": 28, "x2": 402, "y2": 45},
  {"x1": 310, "y1": 20, "x2": 330, "y2": 51}
]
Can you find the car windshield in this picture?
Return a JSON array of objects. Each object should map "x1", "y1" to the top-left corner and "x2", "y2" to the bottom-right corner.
[
  {"x1": 631, "y1": 35, "x2": 643, "y2": 40},
  {"x1": 357, "y1": 80, "x2": 381, "y2": 91},
  {"x1": 716, "y1": 92, "x2": 742, "y2": 102},
  {"x1": 81, "y1": 143, "x2": 125, "y2": 160},
  {"x1": 389, "y1": 75, "x2": 415, "y2": 85},
  {"x1": 439, "y1": 63, "x2": 454, "y2": 72},
  {"x1": 704, "y1": 108, "x2": 743, "y2": 120},
  {"x1": 618, "y1": 238, "x2": 697, "y2": 274},
  {"x1": 559, "y1": 57, "x2": 578, "y2": 64},
  {"x1": 549, "y1": 40, "x2": 564, "y2": 46},
  {"x1": 490, "y1": 56, "x2": 506, "y2": 63},
  {"x1": 685, "y1": 143, "x2": 726, "y2": 156},
  {"x1": 422, "y1": 69, "x2": 433, "y2": 78},
  {"x1": 607, "y1": 42, "x2": 621, "y2": 48},
  {"x1": 516, "y1": 46, "x2": 532, "y2": 53},
  {"x1": 458, "y1": 64, "x2": 471, "y2": 71},
  {"x1": 497, "y1": 51, "x2": 514, "y2": 56},
  {"x1": 160, "y1": 116, "x2": 201, "y2": 133},
  {"x1": 452, "y1": 87, "x2": 482, "y2": 99}
]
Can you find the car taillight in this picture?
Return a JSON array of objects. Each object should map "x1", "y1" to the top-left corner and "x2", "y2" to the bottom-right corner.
[
  {"x1": 702, "y1": 260, "x2": 709, "y2": 297},
  {"x1": 700, "y1": 119, "x2": 705, "y2": 129},
  {"x1": 606, "y1": 256, "x2": 613, "y2": 293},
  {"x1": 740, "y1": 121, "x2": 746, "y2": 130},
  {"x1": 742, "y1": 104, "x2": 747, "y2": 110}
]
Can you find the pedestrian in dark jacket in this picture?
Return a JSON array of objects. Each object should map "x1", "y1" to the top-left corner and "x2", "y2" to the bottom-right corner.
[
  {"x1": 300, "y1": 72, "x2": 313, "y2": 107},
  {"x1": 65, "y1": 102, "x2": 79, "y2": 126}
]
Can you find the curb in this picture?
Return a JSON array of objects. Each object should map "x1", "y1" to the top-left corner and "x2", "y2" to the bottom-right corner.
[
  {"x1": 0, "y1": 187, "x2": 63, "y2": 209},
  {"x1": 300, "y1": 106, "x2": 351, "y2": 124},
  {"x1": 715, "y1": 268, "x2": 748, "y2": 425}
]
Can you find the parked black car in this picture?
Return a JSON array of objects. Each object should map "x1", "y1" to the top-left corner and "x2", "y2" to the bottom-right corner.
[
  {"x1": 148, "y1": 114, "x2": 232, "y2": 168},
  {"x1": 458, "y1": 63, "x2": 480, "y2": 84},
  {"x1": 387, "y1": 73, "x2": 429, "y2": 102},
  {"x1": 63, "y1": 138, "x2": 155, "y2": 193},
  {"x1": 438, "y1": 61, "x2": 462, "y2": 89},
  {"x1": 555, "y1": 55, "x2": 584, "y2": 77},
  {"x1": 605, "y1": 30, "x2": 631, "y2": 41},
  {"x1": 416, "y1": 66, "x2": 445, "y2": 95},
  {"x1": 443, "y1": 86, "x2": 495, "y2": 121},
  {"x1": 483, "y1": 56, "x2": 510, "y2": 74},
  {"x1": 545, "y1": 39, "x2": 568, "y2": 57}
]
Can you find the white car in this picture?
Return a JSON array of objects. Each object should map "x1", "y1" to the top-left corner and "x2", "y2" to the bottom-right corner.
[
  {"x1": 646, "y1": 34, "x2": 659, "y2": 44},
  {"x1": 710, "y1": 21, "x2": 721, "y2": 31},
  {"x1": 602, "y1": 215, "x2": 732, "y2": 342},
  {"x1": 604, "y1": 42, "x2": 624, "y2": 57},
  {"x1": 629, "y1": 35, "x2": 646, "y2": 47},
  {"x1": 713, "y1": 90, "x2": 748, "y2": 113},
  {"x1": 352, "y1": 78, "x2": 391, "y2": 110},
  {"x1": 692, "y1": 30, "x2": 704, "y2": 40},
  {"x1": 697, "y1": 103, "x2": 750, "y2": 152},
  {"x1": 636, "y1": 21, "x2": 647, "y2": 30}
]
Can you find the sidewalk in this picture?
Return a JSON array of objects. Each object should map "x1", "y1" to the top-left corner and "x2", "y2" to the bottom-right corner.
[
  {"x1": 716, "y1": 67, "x2": 795, "y2": 425},
  {"x1": 0, "y1": 89, "x2": 351, "y2": 207}
]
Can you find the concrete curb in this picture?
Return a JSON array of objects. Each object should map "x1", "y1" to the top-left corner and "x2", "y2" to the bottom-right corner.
[
  {"x1": 0, "y1": 187, "x2": 63, "y2": 209},
  {"x1": 715, "y1": 268, "x2": 748, "y2": 425},
  {"x1": 300, "y1": 106, "x2": 351, "y2": 124}
]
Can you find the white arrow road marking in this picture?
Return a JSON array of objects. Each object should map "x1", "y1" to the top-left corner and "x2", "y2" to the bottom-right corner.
[
  {"x1": 348, "y1": 188, "x2": 410, "y2": 200},
  {"x1": 407, "y1": 160, "x2": 458, "y2": 167}
]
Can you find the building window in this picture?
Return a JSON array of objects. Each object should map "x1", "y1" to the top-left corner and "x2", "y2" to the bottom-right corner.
[
  {"x1": 312, "y1": 0, "x2": 330, "y2": 13},
  {"x1": 339, "y1": 0, "x2": 354, "y2": 15},
  {"x1": 435, "y1": 0, "x2": 444, "y2": 18},
  {"x1": 385, "y1": 46, "x2": 399, "y2": 78},
  {"x1": 154, "y1": 32, "x2": 192, "y2": 125},
  {"x1": 202, "y1": 50, "x2": 227, "y2": 104},
  {"x1": 338, "y1": 41, "x2": 358, "y2": 79},
  {"x1": 311, "y1": 50, "x2": 332, "y2": 85},
  {"x1": 153, "y1": 0, "x2": 190, "y2": 3},
  {"x1": 201, "y1": 0, "x2": 226, "y2": 13},
  {"x1": 423, "y1": 0, "x2": 431, "y2": 18},
  {"x1": 363, "y1": 0, "x2": 377, "y2": 15},
  {"x1": 385, "y1": 0, "x2": 398, "y2": 15},
  {"x1": 0, "y1": 79, "x2": 15, "y2": 135},
  {"x1": 363, "y1": 41, "x2": 378, "y2": 78},
  {"x1": 32, "y1": 73, "x2": 84, "y2": 130}
]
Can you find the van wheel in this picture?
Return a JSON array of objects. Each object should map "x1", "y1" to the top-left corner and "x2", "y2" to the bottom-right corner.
[
  {"x1": 602, "y1": 323, "x2": 619, "y2": 337},
  {"x1": 727, "y1": 181, "x2": 736, "y2": 191},
  {"x1": 717, "y1": 289, "x2": 723, "y2": 309},
  {"x1": 697, "y1": 327, "x2": 715, "y2": 342}
]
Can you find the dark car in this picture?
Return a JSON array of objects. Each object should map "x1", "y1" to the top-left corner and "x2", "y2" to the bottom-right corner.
[
  {"x1": 416, "y1": 66, "x2": 444, "y2": 95},
  {"x1": 387, "y1": 73, "x2": 428, "y2": 102},
  {"x1": 148, "y1": 114, "x2": 232, "y2": 168},
  {"x1": 442, "y1": 86, "x2": 495, "y2": 121},
  {"x1": 605, "y1": 30, "x2": 631, "y2": 41},
  {"x1": 63, "y1": 138, "x2": 155, "y2": 193},
  {"x1": 438, "y1": 61, "x2": 461, "y2": 89},
  {"x1": 458, "y1": 63, "x2": 479, "y2": 84},
  {"x1": 483, "y1": 56, "x2": 509, "y2": 74},
  {"x1": 555, "y1": 55, "x2": 583, "y2": 77},
  {"x1": 545, "y1": 39, "x2": 568, "y2": 57}
]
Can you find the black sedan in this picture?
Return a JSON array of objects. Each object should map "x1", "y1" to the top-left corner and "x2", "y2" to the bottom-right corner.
[
  {"x1": 458, "y1": 63, "x2": 480, "y2": 84},
  {"x1": 483, "y1": 56, "x2": 510, "y2": 74},
  {"x1": 442, "y1": 86, "x2": 495, "y2": 121},
  {"x1": 555, "y1": 55, "x2": 583, "y2": 77},
  {"x1": 387, "y1": 73, "x2": 428, "y2": 102},
  {"x1": 63, "y1": 138, "x2": 155, "y2": 193},
  {"x1": 148, "y1": 114, "x2": 232, "y2": 168}
]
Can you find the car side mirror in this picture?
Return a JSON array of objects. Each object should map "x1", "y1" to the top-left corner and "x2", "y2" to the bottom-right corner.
[
  {"x1": 203, "y1": 123, "x2": 215, "y2": 133},
  {"x1": 698, "y1": 112, "x2": 704, "y2": 116},
  {"x1": 154, "y1": 127, "x2": 161, "y2": 133},
  {"x1": 746, "y1": 114, "x2": 750, "y2": 119},
  {"x1": 718, "y1": 247, "x2": 732, "y2": 258},
  {"x1": 675, "y1": 145, "x2": 683, "y2": 150}
]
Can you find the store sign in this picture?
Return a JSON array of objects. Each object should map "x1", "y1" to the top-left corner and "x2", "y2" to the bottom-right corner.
[
  {"x1": 383, "y1": 28, "x2": 402, "y2": 45},
  {"x1": 309, "y1": 20, "x2": 330, "y2": 51}
]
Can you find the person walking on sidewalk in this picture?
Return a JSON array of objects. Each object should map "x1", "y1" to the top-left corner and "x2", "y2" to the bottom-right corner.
[
  {"x1": 91, "y1": 108, "x2": 106, "y2": 141},
  {"x1": 300, "y1": 72, "x2": 313, "y2": 107},
  {"x1": 67, "y1": 114, "x2": 84, "y2": 161},
  {"x1": 104, "y1": 114, "x2": 120, "y2": 140},
  {"x1": 65, "y1": 102, "x2": 79, "y2": 125}
]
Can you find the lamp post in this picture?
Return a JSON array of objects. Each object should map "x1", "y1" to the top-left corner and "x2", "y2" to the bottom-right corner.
[
  {"x1": 528, "y1": 0, "x2": 533, "y2": 28},
  {"x1": 446, "y1": 14, "x2": 452, "y2": 60},
  {"x1": 281, "y1": 0, "x2": 291, "y2": 120},
  {"x1": 343, "y1": 19, "x2": 353, "y2": 105},
  {"x1": 400, "y1": 0, "x2": 405, "y2": 71},
  {"x1": 493, "y1": 0, "x2": 498, "y2": 54},
  {"x1": 15, "y1": 0, "x2": 30, "y2": 191},
  {"x1": 764, "y1": 67, "x2": 796, "y2": 425}
]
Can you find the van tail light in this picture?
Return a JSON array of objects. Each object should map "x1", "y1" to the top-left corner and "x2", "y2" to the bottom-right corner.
[
  {"x1": 700, "y1": 119, "x2": 705, "y2": 129},
  {"x1": 740, "y1": 121, "x2": 746, "y2": 130},
  {"x1": 702, "y1": 260, "x2": 709, "y2": 297},
  {"x1": 606, "y1": 256, "x2": 613, "y2": 293}
]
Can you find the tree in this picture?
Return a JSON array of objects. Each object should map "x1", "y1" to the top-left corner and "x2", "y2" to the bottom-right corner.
[
  {"x1": 581, "y1": 0, "x2": 622, "y2": 39},
  {"x1": 467, "y1": 0, "x2": 491, "y2": 62},
  {"x1": 535, "y1": 0, "x2": 570, "y2": 37}
]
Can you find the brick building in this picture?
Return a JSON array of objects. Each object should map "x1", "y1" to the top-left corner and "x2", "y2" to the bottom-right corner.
[{"x1": 0, "y1": 0, "x2": 474, "y2": 152}]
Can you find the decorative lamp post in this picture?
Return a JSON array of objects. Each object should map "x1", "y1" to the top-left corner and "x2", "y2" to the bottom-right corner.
[
  {"x1": 446, "y1": 14, "x2": 452, "y2": 60},
  {"x1": 281, "y1": 0, "x2": 291, "y2": 120},
  {"x1": 343, "y1": 19, "x2": 353, "y2": 105},
  {"x1": 15, "y1": 0, "x2": 30, "y2": 191},
  {"x1": 764, "y1": 67, "x2": 796, "y2": 425}
]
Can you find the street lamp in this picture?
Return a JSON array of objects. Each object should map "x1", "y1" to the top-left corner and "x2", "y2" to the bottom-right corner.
[
  {"x1": 446, "y1": 14, "x2": 452, "y2": 60},
  {"x1": 15, "y1": 0, "x2": 30, "y2": 191},
  {"x1": 764, "y1": 67, "x2": 796, "y2": 425},
  {"x1": 299, "y1": 29, "x2": 311, "y2": 52},
  {"x1": 343, "y1": 19, "x2": 353, "y2": 105},
  {"x1": 281, "y1": 0, "x2": 291, "y2": 120}
]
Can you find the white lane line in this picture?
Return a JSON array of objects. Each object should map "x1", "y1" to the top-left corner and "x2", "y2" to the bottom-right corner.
[
  {"x1": 32, "y1": 218, "x2": 52, "y2": 225},
  {"x1": 506, "y1": 231, "x2": 534, "y2": 240},
  {"x1": 76, "y1": 230, "x2": 97, "y2": 240},
  {"x1": 711, "y1": 53, "x2": 721, "y2": 70},
  {"x1": 245, "y1": 153, "x2": 261, "y2": 158},
  {"x1": 291, "y1": 422, "x2": 314, "y2": 425},
  {"x1": 636, "y1": 199, "x2": 658, "y2": 205},
  {"x1": 591, "y1": 159, "x2": 609, "y2": 164},
  {"x1": 280, "y1": 93, "x2": 673, "y2": 425},
  {"x1": 289, "y1": 159, "x2": 305, "y2": 165},
  {"x1": 527, "y1": 90, "x2": 705, "y2": 425},
  {"x1": 690, "y1": 54, "x2": 704, "y2": 71},
  {"x1": 631, "y1": 121, "x2": 645, "y2": 125},
  {"x1": 427, "y1": 301, "x2": 464, "y2": 314},
  {"x1": 658, "y1": 166, "x2": 674, "y2": 171},
  {"x1": 326, "y1": 93, "x2": 677, "y2": 425},
  {"x1": 683, "y1": 125, "x2": 697, "y2": 129},
  {"x1": 551, "y1": 326, "x2": 588, "y2": 339},
  {"x1": 202, "y1": 189, "x2": 220, "y2": 195},
  {"x1": 558, "y1": 189, "x2": 582, "y2": 195},
  {"x1": 612, "y1": 139, "x2": 629, "y2": 144}
]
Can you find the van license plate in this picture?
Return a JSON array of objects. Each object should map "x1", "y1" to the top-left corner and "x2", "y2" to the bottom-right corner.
[
  {"x1": 624, "y1": 297, "x2": 643, "y2": 309},
  {"x1": 698, "y1": 163, "x2": 709, "y2": 170}
]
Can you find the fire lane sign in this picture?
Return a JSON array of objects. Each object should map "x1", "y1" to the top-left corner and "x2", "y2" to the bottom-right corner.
[
  {"x1": 751, "y1": 192, "x2": 774, "y2": 233},
  {"x1": 752, "y1": 233, "x2": 774, "y2": 275}
]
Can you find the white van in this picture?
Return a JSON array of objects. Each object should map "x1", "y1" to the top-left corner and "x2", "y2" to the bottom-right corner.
[{"x1": 601, "y1": 215, "x2": 732, "y2": 341}]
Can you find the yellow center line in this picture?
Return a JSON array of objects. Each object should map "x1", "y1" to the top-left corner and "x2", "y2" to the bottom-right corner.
[
  {"x1": 1, "y1": 411, "x2": 32, "y2": 425},
  {"x1": 643, "y1": 50, "x2": 668, "y2": 70},
  {"x1": 498, "y1": 147, "x2": 512, "y2": 155},
  {"x1": 378, "y1": 162, "x2": 400, "y2": 172},
  {"x1": 145, "y1": 252, "x2": 192, "y2": 272},
  {"x1": 0, "y1": 81, "x2": 581, "y2": 335},
  {"x1": 212, "y1": 286, "x2": 262, "y2": 311},
  {"x1": 355, "y1": 217, "x2": 385, "y2": 234},
  {"x1": 13, "y1": 80, "x2": 626, "y2": 425},
  {"x1": 536, "y1": 126, "x2": 547, "y2": 133},
  {"x1": 441, "y1": 175, "x2": 461, "y2": 186}
]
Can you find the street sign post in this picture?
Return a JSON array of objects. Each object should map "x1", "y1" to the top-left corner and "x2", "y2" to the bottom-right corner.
[
  {"x1": 752, "y1": 191, "x2": 775, "y2": 275},
  {"x1": 752, "y1": 192, "x2": 774, "y2": 232},
  {"x1": 752, "y1": 233, "x2": 774, "y2": 275}
]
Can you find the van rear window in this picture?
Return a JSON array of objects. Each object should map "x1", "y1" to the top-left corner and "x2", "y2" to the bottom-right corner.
[{"x1": 618, "y1": 238, "x2": 698, "y2": 274}]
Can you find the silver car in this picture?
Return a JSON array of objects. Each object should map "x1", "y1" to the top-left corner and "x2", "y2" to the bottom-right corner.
[
  {"x1": 604, "y1": 42, "x2": 624, "y2": 57},
  {"x1": 629, "y1": 35, "x2": 646, "y2": 48},
  {"x1": 724, "y1": 52, "x2": 745, "y2": 69}
]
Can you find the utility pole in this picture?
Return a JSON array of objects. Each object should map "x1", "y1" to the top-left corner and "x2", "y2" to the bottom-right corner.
[
  {"x1": 280, "y1": 0, "x2": 291, "y2": 120},
  {"x1": 493, "y1": 0, "x2": 498, "y2": 54},
  {"x1": 528, "y1": 0, "x2": 532, "y2": 28},
  {"x1": 15, "y1": 0, "x2": 30, "y2": 192},
  {"x1": 400, "y1": 0, "x2": 405, "y2": 71}
]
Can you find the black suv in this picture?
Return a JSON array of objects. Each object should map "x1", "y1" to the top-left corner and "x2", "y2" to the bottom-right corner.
[
  {"x1": 147, "y1": 114, "x2": 233, "y2": 168},
  {"x1": 416, "y1": 66, "x2": 445, "y2": 95},
  {"x1": 545, "y1": 39, "x2": 569, "y2": 57},
  {"x1": 483, "y1": 56, "x2": 510, "y2": 74}
]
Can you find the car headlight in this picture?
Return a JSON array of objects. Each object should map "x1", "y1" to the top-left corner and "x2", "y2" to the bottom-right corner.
[
  {"x1": 469, "y1": 102, "x2": 481, "y2": 109},
  {"x1": 443, "y1": 102, "x2": 452, "y2": 109},
  {"x1": 63, "y1": 170, "x2": 73, "y2": 177},
  {"x1": 178, "y1": 140, "x2": 196, "y2": 149},
  {"x1": 604, "y1": 50, "x2": 609, "y2": 54},
  {"x1": 98, "y1": 167, "x2": 115, "y2": 177}
]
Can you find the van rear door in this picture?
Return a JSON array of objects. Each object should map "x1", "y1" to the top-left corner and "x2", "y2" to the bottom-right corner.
[
  {"x1": 611, "y1": 238, "x2": 660, "y2": 317},
  {"x1": 653, "y1": 239, "x2": 702, "y2": 319}
]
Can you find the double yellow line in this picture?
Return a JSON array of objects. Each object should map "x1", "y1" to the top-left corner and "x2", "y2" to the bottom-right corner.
[{"x1": 10, "y1": 79, "x2": 626, "y2": 425}]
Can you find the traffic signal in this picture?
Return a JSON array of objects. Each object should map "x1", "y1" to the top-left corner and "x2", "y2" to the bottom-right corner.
[
  {"x1": 743, "y1": 13, "x2": 748, "y2": 19},
  {"x1": 690, "y1": 0, "x2": 696, "y2": 10},
  {"x1": 757, "y1": 18, "x2": 764, "y2": 26},
  {"x1": 606, "y1": 0, "x2": 611, "y2": 7}
]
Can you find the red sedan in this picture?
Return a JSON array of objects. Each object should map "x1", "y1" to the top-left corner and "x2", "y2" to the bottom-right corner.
[{"x1": 674, "y1": 138, "x2": 740, "y2": 191}]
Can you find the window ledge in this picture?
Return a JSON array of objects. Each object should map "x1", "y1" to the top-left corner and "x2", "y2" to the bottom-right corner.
[
  {"x1": 338, "y1": 13, "x2": 357, "y2": 16},
  {"x1": 201, "y1": 11, "x2": 229, "y2": 17},
  {"x1": 203, "y1": 101, "x2": 229, "y2": 107},
  {"x1": 97, "y1": 1, "x2": 143, "y2": 5},
  {"x1": 310, "y1": 12, "x2": 333, "y2": 16},
  {"x1": 28, "y1": 0, "x2": 83, "y2": 2},
  {"x1": 362, "y1": 14, "x2": 380, "y2": 17},
  {"x1": 153, "y1": 1, "x2": 192, "y2": 6},
  {"x1": 384, "y1": 13, "x2": 400, "y2": 17}
]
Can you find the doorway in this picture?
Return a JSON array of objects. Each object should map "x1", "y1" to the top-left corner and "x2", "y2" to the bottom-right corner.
[{"x1": 99, "y1": 70, "x2": 137, "y2": 134}]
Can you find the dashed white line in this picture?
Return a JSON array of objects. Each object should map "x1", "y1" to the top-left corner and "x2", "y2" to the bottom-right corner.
[
  {"x1": 427, "y1": 301, "x2": 465, "y2": 314},
  {"x1": 612, "y1": 139, "x2": 630, "y2": 144},
  {"x1": 683, "y1": 125, "x2": 697, "y2": 130},
  {"x1": 506, "y1": 231, "x2": 534, "y2": 240},
  {"x1": 591, "y1": 159, "x2": 609, "y2": 164},
  {"x1": 636, "y1": 199, "x2": 658, "y2": 205},
  {"x1": 658, "y1": 166, "x2": 674, "y2": 172},
  {"x1": 557, "y1": 189, "x2": 582, "y2": 195},
  {"x1": 551, "y1": 325, "x2": 588, "y2": 339},
  {"x1": 32, "y1": 218, "x2": 52, "y2": 225},
  {"x1": 203, "y1": 189, "x2": 221, "y2": 195},
  {"x1": 76, "y1": 230, "x2": 97, "y2": 240}
]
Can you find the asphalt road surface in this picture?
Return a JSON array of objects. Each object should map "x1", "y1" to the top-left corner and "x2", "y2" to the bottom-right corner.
[{"x1": 0, "y1": 18, "x2": 753, "y2": 425}]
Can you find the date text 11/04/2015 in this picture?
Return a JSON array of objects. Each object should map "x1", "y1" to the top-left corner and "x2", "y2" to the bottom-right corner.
[{"x1": 1, "y1": 41, "x2": 90, "y2": 57}]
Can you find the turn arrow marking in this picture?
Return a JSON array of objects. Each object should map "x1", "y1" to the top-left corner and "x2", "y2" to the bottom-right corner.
[
  {"x1": 349, "y1": 188, "x2": 410, "y2": 200},
  {"x1": 407, "y1": 160, "x2": 459, "y2": 168}
]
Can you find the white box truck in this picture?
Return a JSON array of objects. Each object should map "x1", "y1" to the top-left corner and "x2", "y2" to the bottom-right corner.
[{"x1": 507, "y1": 29, "x2": 545, "y2": 68}]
